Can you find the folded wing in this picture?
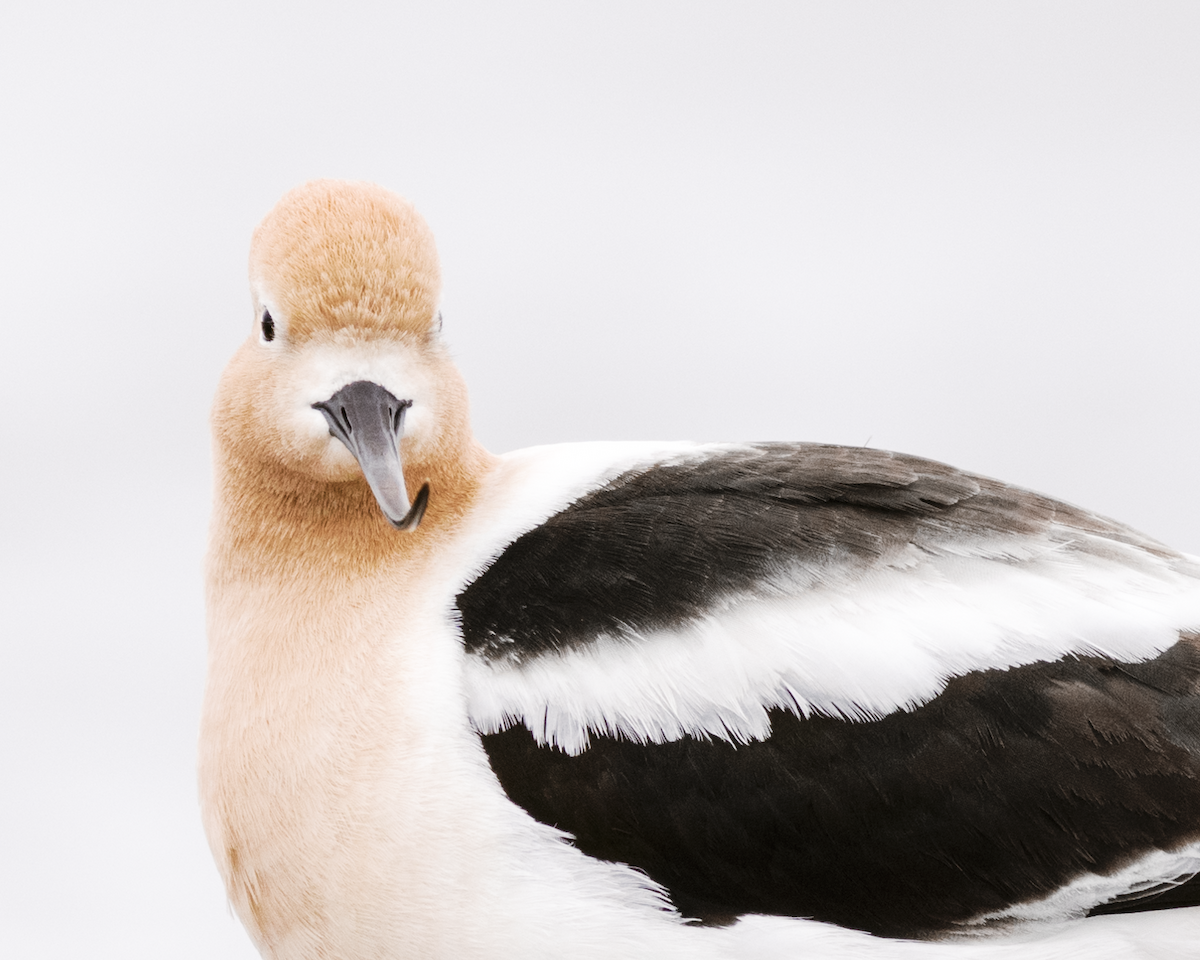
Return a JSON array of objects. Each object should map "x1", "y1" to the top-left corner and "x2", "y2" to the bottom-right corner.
[{"x1": 455, "y1": 443, "x2": 1200, "y2": 936}]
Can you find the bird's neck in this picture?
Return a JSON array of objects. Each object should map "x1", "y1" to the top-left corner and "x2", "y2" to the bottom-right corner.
[
  {"x1": 200, "y1": 437, "x2": 504, "y2": 956},
  {"x1": 207, "y1": 436, "x2": 498, "y2": 584}
]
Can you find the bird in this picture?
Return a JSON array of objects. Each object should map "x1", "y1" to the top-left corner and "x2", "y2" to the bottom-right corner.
[{"x1": 199, "y1": 179, "x2": 1200, "y2": 960}]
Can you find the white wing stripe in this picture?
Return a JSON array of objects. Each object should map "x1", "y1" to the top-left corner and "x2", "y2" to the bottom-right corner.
[{"x1": 467, "y1": 540, "x2": 1200, "y2": 754}]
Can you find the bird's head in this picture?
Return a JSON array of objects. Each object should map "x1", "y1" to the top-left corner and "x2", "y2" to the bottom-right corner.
[{"x1": 213, "y1": 180, "x2": 480, "y2": 534}]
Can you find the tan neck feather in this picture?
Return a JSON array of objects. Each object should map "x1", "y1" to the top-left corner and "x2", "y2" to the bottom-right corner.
[
  {"x1": 202, "y1": 431, "x2": 500, "y2": 951},
  {"x1": 209, "y1": 435, "x2": 498, "y2": 584}
]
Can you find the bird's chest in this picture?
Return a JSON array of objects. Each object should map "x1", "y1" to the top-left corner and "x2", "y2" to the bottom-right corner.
[{"x1": 199, "y1": 577, "x2": 491, "y2": 958}]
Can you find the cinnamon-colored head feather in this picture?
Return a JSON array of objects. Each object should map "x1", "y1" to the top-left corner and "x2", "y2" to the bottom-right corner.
[{"x1": 250, "y1": 179, "x2": 442, "y2": 341}]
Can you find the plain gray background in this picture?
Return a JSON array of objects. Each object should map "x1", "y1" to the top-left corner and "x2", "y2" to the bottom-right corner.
[{"x1": 1, "y1": 3, "x2": 1197, "y2": 957}]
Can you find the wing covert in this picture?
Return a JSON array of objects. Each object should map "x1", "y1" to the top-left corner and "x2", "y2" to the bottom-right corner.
[{"x1": 457, "y1": 444, "x2": 1200, "y2": 752}]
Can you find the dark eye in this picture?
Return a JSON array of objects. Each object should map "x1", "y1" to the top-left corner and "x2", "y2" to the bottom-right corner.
[{"x1": 261, "y1": 310, "x2": 275, "y2": 342}]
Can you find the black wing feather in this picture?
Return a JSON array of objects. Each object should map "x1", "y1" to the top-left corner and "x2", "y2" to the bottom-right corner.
[
  {"x1": 482, "y1": 640, "x2": 1200, "y2": 938},
  {"x1": 457, "y1": 444, "x2": 1177, "y2": 663}
]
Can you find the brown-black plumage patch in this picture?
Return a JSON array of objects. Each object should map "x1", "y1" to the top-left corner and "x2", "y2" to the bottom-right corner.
[
  {"x1": 457, "y1": 444, "x2": 1180, "y2": 663},
  {"x1": 482, "y1": 639, "x2": 1200, "y2": 939}
]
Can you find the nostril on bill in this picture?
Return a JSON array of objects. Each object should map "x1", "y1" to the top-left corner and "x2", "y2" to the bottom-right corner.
[{"x1": 340, "y1": 406, "x2": 352, "y2": 433}]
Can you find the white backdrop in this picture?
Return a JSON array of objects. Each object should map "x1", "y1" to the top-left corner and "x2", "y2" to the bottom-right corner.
[{"x1": 1, "y1": 3, "x2": 1197, "y2": 957}]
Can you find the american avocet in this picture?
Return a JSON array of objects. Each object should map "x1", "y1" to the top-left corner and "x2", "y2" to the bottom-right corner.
[{"x1": 200, "y1": 180, "x2": 1200, "y2": 960}]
